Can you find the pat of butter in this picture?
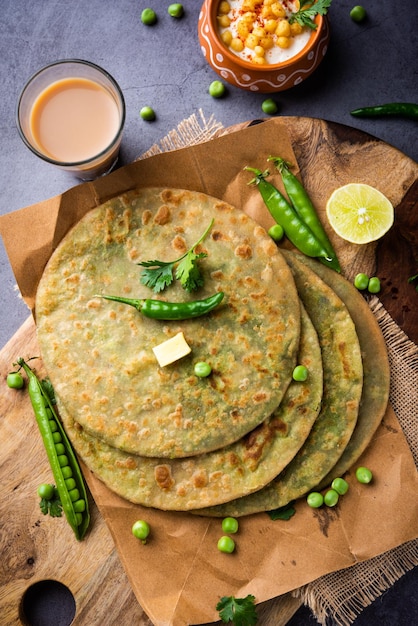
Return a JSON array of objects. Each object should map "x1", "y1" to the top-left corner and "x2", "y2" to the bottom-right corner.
[{"x1": 152, "y1": 332, "x2": 192, "y2": 367}]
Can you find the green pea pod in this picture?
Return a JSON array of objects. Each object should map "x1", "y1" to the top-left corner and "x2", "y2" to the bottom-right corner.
[
  {"x1": 96, "y1": 291, "x2": 225, "y2": 320},
  {"x1": 18, "y1": 358, "x2": 90, "y2": 541},
  {"x1": 245, "y1": 167, "x2": 330, "y2": 260},
  {"x1": 269, "y1": 157, "x2": 341, "y2": 273}
]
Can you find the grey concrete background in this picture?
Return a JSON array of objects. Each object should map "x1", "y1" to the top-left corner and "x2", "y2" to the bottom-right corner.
[{"x1": 0, "y1": 1, "x2": 417, "y2": 623}]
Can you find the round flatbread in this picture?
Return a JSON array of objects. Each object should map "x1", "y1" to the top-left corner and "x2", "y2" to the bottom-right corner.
[
  {"x1": 291, "y1": 253, "x2": 390, "y2": 489},
  {"x1": 35, "y1": 188, "x2": 300, "y2": 458},
  {"x1": 57, "y1": 303, "x2": 322, "y2": 510},
  {"x1": 199, "y1": 253, "x2": 364, "y2": 517}
]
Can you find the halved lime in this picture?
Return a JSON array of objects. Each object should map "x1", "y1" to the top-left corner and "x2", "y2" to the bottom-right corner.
[{"x1": 325, "y1": 183, "x2": 394, "y2": 244}]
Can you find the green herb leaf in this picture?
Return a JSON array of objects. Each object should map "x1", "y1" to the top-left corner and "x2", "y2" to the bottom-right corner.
[
  {"x1": 408, "y1": 273, "x2": 418, "y2": 291},
  {"x1": 217, "y1": 595, "x2": 258, "y2": 626},
  {"x1": 289, "y1": 0, "x2": 333, "y2": 30},
  {"x1": 267, "y1": 501, "x2": 296, "y2": 520},
  {"x1": 137, "y1": 219, "x2": 214, "y2": 293},
  {"x1": 39, "y1": 492, "x2": 63, "y2": 518}
]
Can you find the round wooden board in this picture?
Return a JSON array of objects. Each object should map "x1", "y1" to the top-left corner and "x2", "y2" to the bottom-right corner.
[{"x1": 1, "y1": 117, "x2": 416, "y2": 626}]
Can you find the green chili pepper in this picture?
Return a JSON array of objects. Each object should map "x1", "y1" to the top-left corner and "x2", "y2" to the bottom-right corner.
[
  {"x1": 350, "y1": 103, "x2": 418, "y2": 119},
  {"x1": 97, "y1": 291, "x2": 225, "y2": 320},
  {"x1": 269, "y1": 157, "x2": 341, "y2": 272},
  {"x1": 245, "y1": 167, "x2": 330, "y2": 261},
  {"x1": 17, "y1": 358, "x2": 90, "y2": 541}
]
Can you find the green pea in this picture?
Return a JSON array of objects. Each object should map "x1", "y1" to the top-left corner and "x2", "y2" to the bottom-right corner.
[
  {"x1": 140, "y1": 106, "x2": 156, "y2": 121},
  {"x1": 141, "y1": 8, "x2": 157, "y2": 25},
  {"x1": 132, "y1": 519, "x2": 150, "y2": 544},
  {"x1": 292, "y1": 365, "x2": 308, "y2": 382},
  {"x1": 368, "y1": 277, "x2": 381, "y2": 294},
  {"x1": 6, "y1": 371, "x2": 24, "y2": 389},
  {"x1": 49, "y1": 419, "x2": 58, "y2": 432},
  {"x1": 356, "y1": 466, "x2": 373, "y2": 484},
  {"x1": 65, "y1": 478, "x2": 77, "y2": 491},
  {"x1": 217, "y1": 536, "x2": 235, "y2": 553},
  {"x1": 61, "y1": 466, "x2": 73, "y2": 479},
  {"x1": 324, "y1": 489, "x2": 339, "y2": 507},
  {"x1": 261, "y1": 98, "x2": 278, "y2": 115},
  {"x1": 208, "y1": 80, "x2": 226, "y2": 98},
  {"x1": 69, "y1": 488, "x2": 80, "y2": 502},
  {"x1": 55, "y1": 443, "x2": 65, "y2": 456},
  {"x1": 221, "y1": 517, "x2": 239, "y2": 534},
  {"x1": 73, "y1": 499, "x2": 86, "y2": 513},
  {"x1": 350, "y1": 6, "x2": 367, "y2": 22},
  {"x1": 37, "y1": 483, "x2": 55, "y2": 501},
  {"x1": 307, "y1": 492, "x2": 324, "y2": 508},
  {"x1": 354, "y1": 272, "x2": 369, "y2": 290},
  {"x1": 331, "y1": 477, "x2": 349, "y2": 495},
  {"x1": 52, "y1": 431, "x2": 62, "y2": 443},
  {"x1": 75, "y1": 513, "x2": 83, "y2": 526},
  {"x1": 268, "y1": 224, "x2": 284, "y2": 242},
  {"x1": 168, "y1": 3, "x2": 184, "y2": 18},
  {"x1": 57, "y1": 454, "x2": 69, "y2": 467},
  {"x1": 194, "y1": 361, "x2": 212, "y2": 378}
]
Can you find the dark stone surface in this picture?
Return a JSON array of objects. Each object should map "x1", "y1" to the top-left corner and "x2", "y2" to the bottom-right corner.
[{"x1": 0, "y1": 1, "x2": 416, "y2": 623}]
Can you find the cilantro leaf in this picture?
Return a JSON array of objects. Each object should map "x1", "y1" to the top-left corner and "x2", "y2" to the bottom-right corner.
[
  {"x1": 139, "y1": 261, "x2": 175, "y2": 293},
  {"x1": 289, "y1": 0, "x2": 333, "y2": 30},
  {"x1": 408, "y1": 273, "x2": 418, "y2": 291},
  {"x1": 216, "y1": 595, "x2": 258, "y2": 626},
  {"x1": 267, "y1": 501, "x2": 296, "y2": 521},
  {"x1": 39, "y1": 493, "x2": 63, "y2": 518},
  {"x1": 175, "y1": 251, "x2": 207, "y2": 292},
  {"x1": 137, "y1": 219, "x2": 214, "y2": 293}
]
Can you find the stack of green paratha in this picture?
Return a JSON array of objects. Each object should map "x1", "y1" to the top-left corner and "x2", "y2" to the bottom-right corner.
[{"x1": 35, "y1": 187, "x2": 390, "y2": 515}]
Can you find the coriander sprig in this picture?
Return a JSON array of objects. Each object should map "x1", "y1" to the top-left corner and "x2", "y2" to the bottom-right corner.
[
  {"x1": 216, "y1": 595, "x2": 258, "y2": 626},
  {"x1": 138, "y1": 219, "x2": 214, "y2": 293},
  {"x1": 289, "y1": 0, "x2": 333, "y2": 30}
]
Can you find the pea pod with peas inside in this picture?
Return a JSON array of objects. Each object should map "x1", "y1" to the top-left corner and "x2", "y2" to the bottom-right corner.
[
  {"x1": 17, "y1": 358, "x2": 90, "y2": 541},
  {"x1": 96, "y1": 291, "x2": 224, "y2": 320},
  {"x1": 245, "y1": 167, "x2": 331, "y2": 262},
  {"x1": 268, "y1": 157, "x2": 341, "y2": 272}
]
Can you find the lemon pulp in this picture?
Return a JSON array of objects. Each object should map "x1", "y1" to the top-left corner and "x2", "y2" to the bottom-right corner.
[{"x1": 325, "y1": 183, "x2": 394, "y2": 244}]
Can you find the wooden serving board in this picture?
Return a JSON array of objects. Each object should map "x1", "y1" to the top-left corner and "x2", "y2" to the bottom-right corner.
[{"x1": 1, "y1": 118, "x2": 417, "y2": 626}]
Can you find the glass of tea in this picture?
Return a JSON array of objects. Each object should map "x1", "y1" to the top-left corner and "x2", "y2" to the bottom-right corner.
[{"x1": 16, "y1": 59, "x2": 126, "y2": 180}]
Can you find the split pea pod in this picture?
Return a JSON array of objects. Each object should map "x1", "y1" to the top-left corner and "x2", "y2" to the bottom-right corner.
[
  {"x1": 17, "y1": 358, "x2": 90, "y2": 541},
  {"x1": 96, "y1": 291, "x2": 225, "y2": 320},
  {"x1": 269, "y1": 157, "x2": 341, "y2": 273},
  {"x1": 245, "y1": 167, "x2": 330, "y2": 260}
]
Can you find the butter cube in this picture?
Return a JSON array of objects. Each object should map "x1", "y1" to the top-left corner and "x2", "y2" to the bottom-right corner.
[{"x1": 152, "y1": 332, "x2": 192, "y2": 367}]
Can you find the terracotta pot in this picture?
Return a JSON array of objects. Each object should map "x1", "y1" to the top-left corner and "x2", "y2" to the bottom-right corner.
[{"x1": 198, "y1": 0, "x2": 330, "y2": 93}]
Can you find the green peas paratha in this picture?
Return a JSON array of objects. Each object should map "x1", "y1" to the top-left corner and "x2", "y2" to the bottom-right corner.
[
  {"x1": 56, "y1": 303, "x2": 322, "y2": 510},
  {"x1": 291, "y1": 253, "x2": 390, "y2": 489},
  {"x1": 199, "y1": 253, "x2": 364, "y2": 517},
  {"x1": 35, "y1": 188, "x2": 300, "y2": 458}
]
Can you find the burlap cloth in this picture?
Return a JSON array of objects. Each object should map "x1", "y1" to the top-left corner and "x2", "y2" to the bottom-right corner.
[{"x1": 137, "y1": 110, "x2": 418, "y2": 626}]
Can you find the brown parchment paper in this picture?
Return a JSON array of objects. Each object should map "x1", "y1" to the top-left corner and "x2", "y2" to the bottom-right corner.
[{"x1": 1, "y1": 118, "x2": 418, "y2": 626}]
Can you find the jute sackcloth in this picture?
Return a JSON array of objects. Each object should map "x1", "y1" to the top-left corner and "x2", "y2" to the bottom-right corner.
[{"x1": 137, "y1": 110, "x2": 418, "y2": 625}]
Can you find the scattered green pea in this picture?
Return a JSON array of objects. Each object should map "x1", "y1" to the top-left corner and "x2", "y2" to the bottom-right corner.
[
  {"x1": 221, "y1": 517, "x2": 239, "y2": 534},
  {"x1": 132, "y1": 519, "x2": 151, "y2": 544},
  {"x1": 331, "y1": 477, "x2": 349, "y2": 495},
  {"x1": 261, "y1": 98, "x2": 278, "y2": 115},
  {"x1": 292, "y1": 365, "x2": 308, "y2": 382},
  {"x1": 324, "y1": 489, "x2": 339, "y2": 507},
  {"x1": 140, "y1": 106, "x2": 156, "y2": 121},
  {"x1": 194, "y1": 361, "x2": 212, "y2": 378},
  {"x1": 168, "y1": 3, "x2": 184, "y2": 18},
  {"x1": 6, "y1": 371, "x2": 24, "y2": 389},
  {"x1": 37, "y1": 483, "x2": 55, "y2": 501},
  {"x1": 141, "y1": 8, "x2": 157, "y2": 25},
  {"x1": 350, "y1": 6, "x2": 367, "y2": 22},
  {"x1": 307, "y1": 492, "x2": 324, "y2": 508},
  {"x1": 217, "y1": 536, "x2": 235, "y2": 553},
  {"x1": 368, "y1": 277, "x2": 381, "y2": 294},
  {"x1": 354, "y1": 272, "x2": 369, "y2": 290},
  {"x1": 208, "y1": 80, "x2": 226, "y2": 98},
  {"x1": 355, "y1": 466, "x2": 373, "y2": 484},
  {"x1": 268, "y1": 224, "x2": 284, "y2": 242}
]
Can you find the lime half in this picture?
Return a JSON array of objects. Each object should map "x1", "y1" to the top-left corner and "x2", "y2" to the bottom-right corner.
[{"x1": 326, "y1": 183, "x2": 394, "y2": 244}]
